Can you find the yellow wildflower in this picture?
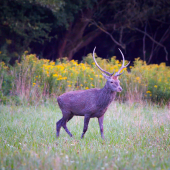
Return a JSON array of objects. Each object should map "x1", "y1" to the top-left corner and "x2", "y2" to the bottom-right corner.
[
  {"x1": 136, "y1": 77, "x2": 140, "y2": 81},
  {"x1": 50, "y1": 61, "x2": 55, "y2": 66},
  {"x1": 53, "y1": 74, "x2": 58, "y2": 77}
]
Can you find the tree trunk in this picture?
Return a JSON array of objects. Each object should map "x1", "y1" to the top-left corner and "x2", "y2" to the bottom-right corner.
[{"x1": 57, "y1": 9, "x2": 103, "y2": 60}]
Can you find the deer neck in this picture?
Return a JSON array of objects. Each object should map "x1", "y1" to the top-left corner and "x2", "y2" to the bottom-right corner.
[{"x1": 98, "y1": 84, "x2": 116, "y2": 107}]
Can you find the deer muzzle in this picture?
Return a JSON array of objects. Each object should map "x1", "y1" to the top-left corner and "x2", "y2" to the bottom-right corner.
[{"x1": 117, "y1": 86, "x2": 122, "y2": 92}]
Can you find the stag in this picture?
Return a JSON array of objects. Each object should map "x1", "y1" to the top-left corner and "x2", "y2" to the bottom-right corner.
[{"x1": 56, "y1": 47, "x2": 130, "y2": 139}]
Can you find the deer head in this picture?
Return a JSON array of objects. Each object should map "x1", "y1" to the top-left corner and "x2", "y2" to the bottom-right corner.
[{"x1": 93, "y1": 47, "x2": 130, "y2": 92}]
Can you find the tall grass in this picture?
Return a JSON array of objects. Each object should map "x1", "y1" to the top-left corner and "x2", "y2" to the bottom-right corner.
[
  {"x1": 0, "y1": 53, "x2": 170, "y2": 104},
  {"x1": 0, "y1": 102, "x2": 170, "y2": 169}
]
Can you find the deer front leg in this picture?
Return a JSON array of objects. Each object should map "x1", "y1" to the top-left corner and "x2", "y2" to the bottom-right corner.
[
  {"x1": 98, "y1": 115, "x2": 105, "y2": 139},
  {"x1": 81, "y1": 115, "x2": 91, "y2": 139}
]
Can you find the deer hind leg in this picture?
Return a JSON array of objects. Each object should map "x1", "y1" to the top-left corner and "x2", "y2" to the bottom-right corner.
[
  {"x1": 62, "y1": 114, "x2": 74, "y2": 137},
  {"x1": 57, "y1": 109, "x2": 73, "y2": 138},
  {"x1": 56, "y1": 118, "x2": 63, "y2": 137},
  {"x1": 59, "y1": 110, "x2": 73, "y2": 137},
  {"x1": 62, "y1": 119, "x2": 73, "y2": 137},
  {"x1": 56, "y1": 116, "x2": 73, "y2": 137},
  {"x1": 67, "y1": 114, "x2": 73, "y2": 122},
  {"x1": 81, "y1": 115, "x2": 91, "y2": 139}
]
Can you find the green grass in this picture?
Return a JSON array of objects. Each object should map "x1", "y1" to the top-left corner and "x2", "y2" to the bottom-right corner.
[{"x1": 0, "y1": 102, "x2": 170, "y2": 170}]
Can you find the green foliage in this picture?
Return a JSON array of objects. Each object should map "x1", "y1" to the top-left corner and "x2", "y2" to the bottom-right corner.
[
  {"x1": 0, "y1": 62, "x2": 13, "y2": 96},
  {"x1": 1, "y1": 0, "x2": 170, "y2": 64},
  {"x1": 0, "y1": 0, "x2": 97, "y2": 63},
  {"x1": 27, "y1": 0, "x2": 65, "y2": 12},
  {"x1": 0, "y1": 103, "x2": 170, "y2": 169},
  {"x1": 0, "y1": 91, "x2": 9, "y2": 104},
  {"x1": 0, "y1": 0, "x2": 56, "y2": 63}
]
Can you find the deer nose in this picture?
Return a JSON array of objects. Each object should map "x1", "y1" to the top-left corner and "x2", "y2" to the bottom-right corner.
[{"x1": 117, "y1": 87, "x2": 122, "y2": 92}]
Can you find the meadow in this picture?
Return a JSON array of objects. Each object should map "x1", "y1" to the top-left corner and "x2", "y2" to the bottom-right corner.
[
  {"x1": 0, "y1": 102, "x2": 170, "y2": 170},
  {"x1": 0, "y1": 53, "x2": 170, "y2": 169}
]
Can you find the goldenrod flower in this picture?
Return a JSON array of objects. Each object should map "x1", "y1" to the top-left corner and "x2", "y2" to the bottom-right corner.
[
  {"x1": 53, "y1": 74, "x2": 58, "y2": 77},
  {"x1": 136, "y1": 77, "x2": 140, "y2": 81},
  {"x1": 115, "y1": 60, "x2": 119, "y2": 64}
]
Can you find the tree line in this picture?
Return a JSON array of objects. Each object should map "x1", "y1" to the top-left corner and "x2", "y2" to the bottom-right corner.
[{"x1": 0, "y1": 0, "x2": 170, "y2": 64}]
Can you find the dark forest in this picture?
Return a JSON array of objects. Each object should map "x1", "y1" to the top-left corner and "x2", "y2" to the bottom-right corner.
[{"x1": 0, "y1": 0, "x2": 170, "y2": 65}]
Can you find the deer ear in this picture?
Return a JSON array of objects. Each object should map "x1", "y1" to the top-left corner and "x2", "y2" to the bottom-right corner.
[{"x1": 102, "y1": 73, "x2": 111, "y2": 80}]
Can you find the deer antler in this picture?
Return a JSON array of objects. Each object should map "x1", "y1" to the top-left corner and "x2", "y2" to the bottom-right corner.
[
  {"x1": 114, "y1": 48, "x2": 130, "y2": 76},
  {"x1": 93, "y1": 47, "x2": 114, "y2": 76},
  {"x1": 93, "y1": 47, "x2": 130, "y2": 77}
]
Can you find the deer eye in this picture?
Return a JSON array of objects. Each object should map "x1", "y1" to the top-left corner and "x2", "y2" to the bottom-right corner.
[{"x1": 110, "y1": 81, "x2": 113, "y2": 83}]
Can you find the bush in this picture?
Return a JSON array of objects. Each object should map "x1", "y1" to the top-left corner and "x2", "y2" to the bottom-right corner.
[{"x1": 0, "y1": 53, "x2": 170, "y2": 104}]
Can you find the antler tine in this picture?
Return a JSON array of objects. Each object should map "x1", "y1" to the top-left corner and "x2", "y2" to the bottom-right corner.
[
  {"x1": 114, "y1": 48, "x2": 130, "y2": 76},
  {"x1": 93, "y1": 47, "x2": 114, "y2": 76}
]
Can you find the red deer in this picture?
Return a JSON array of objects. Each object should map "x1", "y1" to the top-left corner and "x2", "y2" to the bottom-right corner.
[{"x1": 56, "y1": 47, "x2": 130, "y2": 139}]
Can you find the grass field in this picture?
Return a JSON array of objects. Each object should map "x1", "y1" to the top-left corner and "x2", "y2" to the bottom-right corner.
[{"x1": 0, "y1": 102, "x2": 170, "y2": 170}]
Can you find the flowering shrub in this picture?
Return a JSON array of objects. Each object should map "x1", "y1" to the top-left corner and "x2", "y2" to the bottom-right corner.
[
  {"x1": 0, "y1": 53, "x2": 170, "y2": 104},
  {"x1": 120, "y1": 58, "x2": 170, "y2": 103}
]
